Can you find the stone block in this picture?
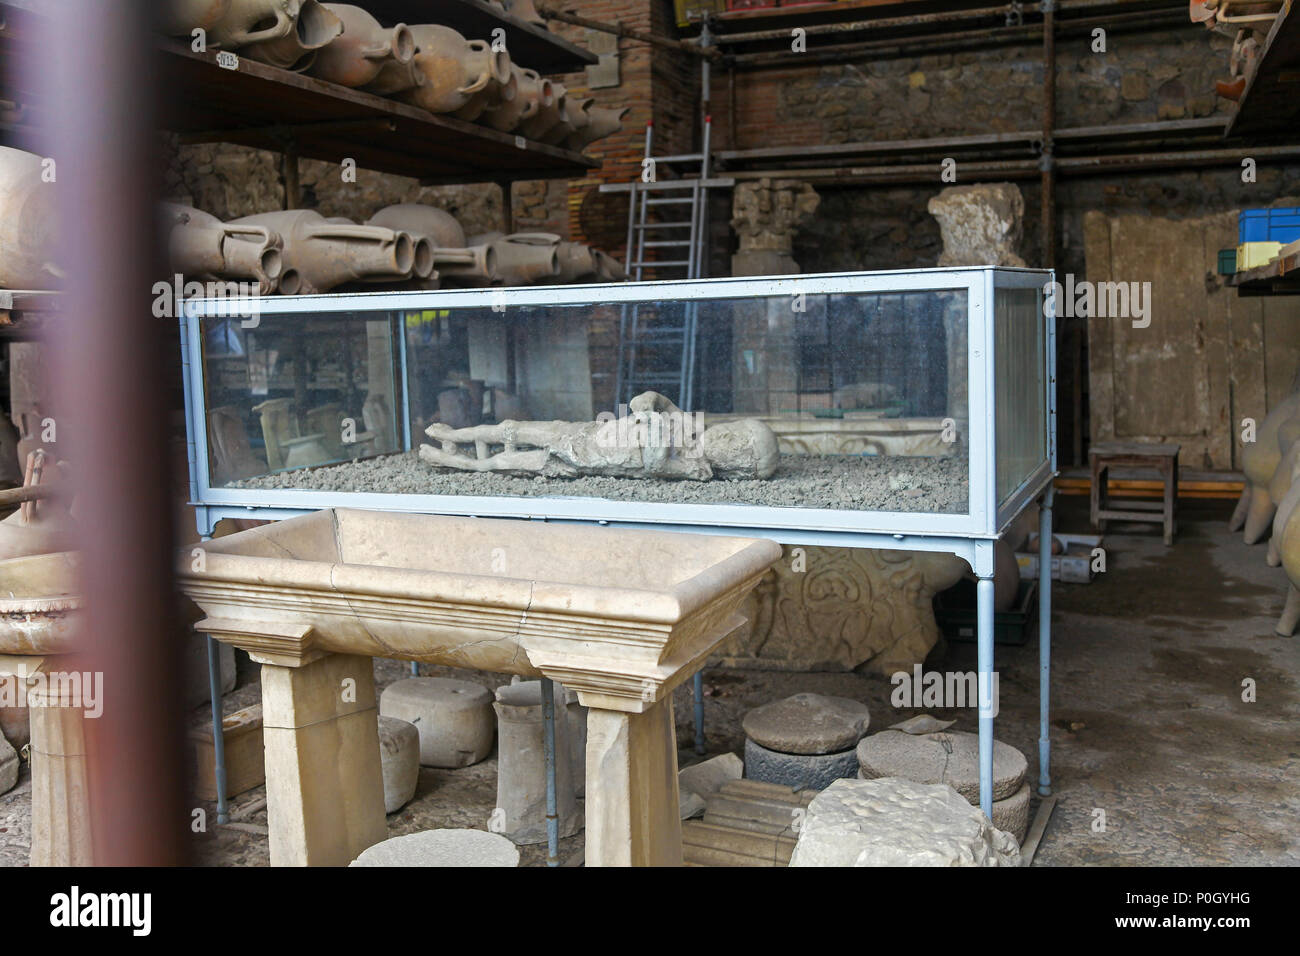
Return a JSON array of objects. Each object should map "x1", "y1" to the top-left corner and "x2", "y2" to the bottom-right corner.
[
  {"x1": 677, "y1": 751, "x2": 743, "y2": 801},
  {"x1": 927, "y1": 182, "x2": 1026, "y2": 267},
  {"x1": 0, "y1": 730, "x2": 16, "y2": 795},
  {"x1": 994, "y1": 781, "x2": 1031, "y2": 843},
  {"x1": 349, "y1": 829, "x2": 519, "y2": 867},
  {"x1": 379, "y1": 677, "x2": 494, "y2": 768},
  {"x1": 789, "y1": 778, "x2": 1021, "y2": 867},
  {"x1": 377, "y1": 716, "x2": 420, "y2": 814},
  {"x1": 744, "y1": 738, "x2": 858, "y2": 792},
  {"x1": 187, "y1": 703, "x2": 264, "y2": 801},
  {"x1": 742, "y1": 692, "x2": 869, "y2": 755},
  {"x1": 856, "y1": 729, "x2": 1027, "y2": 803}
]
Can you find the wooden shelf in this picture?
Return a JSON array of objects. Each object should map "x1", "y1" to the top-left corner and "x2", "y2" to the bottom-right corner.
[
  {"x1": 158, "y1": 41, "x2": 597, "y2": 184},
  {"x1": 1226, "y1": 2, "x2": 1300, "y2": 137},
  {"x1": 1227, "y1": 247, "x2": 1300, "y2": 296},
  {"x1": 363, "y1": 0, "x2": 596, "y2": 73}
]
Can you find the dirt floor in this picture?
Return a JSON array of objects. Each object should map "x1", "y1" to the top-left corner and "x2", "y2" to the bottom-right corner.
[{"x1": 1, "y1": 496, "x2": 1295, "y2": 866}]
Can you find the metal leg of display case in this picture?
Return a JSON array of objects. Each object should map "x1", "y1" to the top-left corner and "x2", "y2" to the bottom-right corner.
[
  {"x1": 410, "y1": 661, "x2": 419, "y2": 676},
  {"x1": 976, "y1": 573, "x2": 995, "y2": 820},
  {"x1": 539, "y1": 676, "x2": 560, "y2": 867},
  {"x1": 692, "y1": 671, "x2": 705, "y2": 754},
  {"x1": 1038, "y1": 486, "x2": 1055, "y2": 797},
  {"x1": 206, "y1": 635, "x2": 230, "y2": 825}
]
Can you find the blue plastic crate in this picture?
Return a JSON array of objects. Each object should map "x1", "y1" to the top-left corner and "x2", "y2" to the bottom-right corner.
[{"x1": 1239, "y1": 207, "x2": 1300, "y2": 244}]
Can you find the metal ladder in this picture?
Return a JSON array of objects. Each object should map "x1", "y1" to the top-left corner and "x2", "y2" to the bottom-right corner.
[{"x1": 603, "y1": 118, "x2": 733, "y2": 410}]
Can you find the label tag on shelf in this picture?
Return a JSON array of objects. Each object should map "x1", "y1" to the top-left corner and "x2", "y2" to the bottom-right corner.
[
  {"x1": 215, "y1": 51, "x2": 239, "y2": 71},
  {"x1": 514, "y1": 136, "x2": 526, "y2": 150}
]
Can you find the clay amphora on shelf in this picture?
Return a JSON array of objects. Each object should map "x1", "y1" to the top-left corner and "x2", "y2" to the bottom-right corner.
[
  {"x1": 563, "y1": 105, "x2": 629, "y2": 150},
  {"x1": 540, "y1": 95, "x2": 592, "y2": 147},
  {"x1": 231, "y1": 0, "x2": 343, "y2": 72},
  {"x1": 472, "y1": 232, "x2": 560, "y2": 285},
  {"x1": 0, "y1": 146, "x2": 61, "y2": 290},
  {"x1": 1266, "y1": 417, "x2": 1300, "y2": 564},
  {"x1": 454, "y1": 62, "x2": 515, "y2": 123},
  {"x1": 367, "y1": 203, "x2": 466, "y2": 248},
  {"x1": 363, "y1": 57, "x2": 425, "y2": 95},
  {"x1": 158, "y1": 0, "x2": 234, "y2": 35},
  {"x1": 516, "y1": 81, "x2": 566, "y2": 142},
  {"x1": 593, "y1": 249, "x2": 627, "y2": 281},
  {"x1": 554, "y1": 241, "x2": 596, "y2": 283},
  {"x1": 161, "y1": 202, "x2": 283, "y2": 294},
  {"x1": 399, "y1": 25, "x2": 511, "y2": 115},
  {"x1": 502, "y1": 0, "x2": 548, "y2": 27},
  {"x1": 482, "y1": 66, "x2": 552, "y2": 132},
  {"x1": 311, "y1": 4, "x2": 414, "y2": 88},
  {"x1": 232, "y1": 210, "x2": 416, "y2": 293},
  {"x1": 435, "y1": 244, "x2": 498, "y2": 286}
]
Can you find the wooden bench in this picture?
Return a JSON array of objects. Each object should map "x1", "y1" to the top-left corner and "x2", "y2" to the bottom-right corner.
[{"x1": 1089, "y1": 442, "x2": 1181, "y2": 545}]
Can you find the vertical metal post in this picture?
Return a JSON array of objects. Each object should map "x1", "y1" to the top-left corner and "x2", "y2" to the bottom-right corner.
[
  {"x1": 976, "y1": 574, "x2": 995, "y2": 819},
  {"x1": 206, "y1": 636, "x2": 230, "y2": 824},
  {"x1": 692, "y1": 671, "x2": 705, "y2": 754},
  {"x1": 282, "y1": 150, "x2": 300, "y2": 210},
  {"x1": 410, "y1": 661, "x2": 419, "y2": 676},
  {"x1": 539, "y1": 676, "x2": 559, "y2": 866},
  {"x1": 499, "y1": 180, "x2": 514, "y2": 235},
  {"x1": 1038, "y1": 486, "x2": 1055, "y2": 796}
]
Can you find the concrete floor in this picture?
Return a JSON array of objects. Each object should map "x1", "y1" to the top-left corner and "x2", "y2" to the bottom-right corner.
[{"x1": 1, "y1": 496, "x2": 1295, "y2": 865}]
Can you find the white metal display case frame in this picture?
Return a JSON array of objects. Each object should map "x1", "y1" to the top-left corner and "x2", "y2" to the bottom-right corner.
[{"x1": 179, "y1": 266, "x2": 1058, "y2": 822}]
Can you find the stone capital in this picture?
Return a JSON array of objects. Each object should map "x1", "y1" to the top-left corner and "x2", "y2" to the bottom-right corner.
[{"x1": 730, "y1": 177, "x2": 820, "y2": 256}]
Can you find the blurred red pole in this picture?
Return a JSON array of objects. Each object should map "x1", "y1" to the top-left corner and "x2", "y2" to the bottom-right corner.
[{"x1": 32, "y1": 1, "x2": 189, "y2": 864}]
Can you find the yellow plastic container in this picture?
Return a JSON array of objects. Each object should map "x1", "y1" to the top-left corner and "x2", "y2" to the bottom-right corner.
[
  {"x1": 1238, "y1": 241, "x2": 1283, "y2": 270},
  {"x1": 676, "y1": 0, "x2": 726, "y2": 27}
]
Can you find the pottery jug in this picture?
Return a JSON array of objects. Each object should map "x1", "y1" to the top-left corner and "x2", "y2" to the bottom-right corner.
[
  {"x1": 158, "y1": 0, "x2": 234, "y2": 35},
  {"x1": 0, "y1": 146, "x2": 61, "y2": 290},
  {"x1": 207, "y1": 407, "x2": 268, "y2": 485},
  {"x1": 563, "y1": 105, "x2": 629, "y2": 150},
  {"x1": 553, "y1": 241, "x2": 597, "y2": 283},
  {"x1": 593, "y1": 249, "x2": 627, "y2": 281},
  {"x1": 253, "y1": 397, "x2": 295, "y2": 470},
  {"x1": 516, "y1": 81, "x2": 566, "y2": 141},
  {"x1": 311, "y1": 4, "x2": 414, "y2": 88},
  {"x1": 482, "y1": 66, "x2": 552, "y2": 132},
  {"x1": 502, "y1": 0, "x2": 547, "y2": 27},
  {"x1": 540, "y1": 95, "x2": 592, "y2": 146},
  {"x1": 363, "y1": 57, "x2": 425, "y2": 95},
  {"x1": 233, "y1": 0, "x2": 343, "y2": 71},
  {"x1": 399, "y1": 25, "x2": 511, "y2": 115},
  {"x1": 1236, "y1": 392, "x2": 1300, "y2": 543},
  {"x1": 232, "y1": 210, "x2": 414, "y2": 293},
  {"x1": 162, "y1": 203, "x2": 283, "y2": 294},
  {"x1": 454, "y1": 63, "x2": 517, "y2": 123}
]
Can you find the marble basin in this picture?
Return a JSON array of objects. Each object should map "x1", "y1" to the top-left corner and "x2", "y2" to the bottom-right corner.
[
  {"x1": 178, "y1": 508, "x2": 781, "y2": 711},
  {"x1": 177, "y1": 509, "x2": 782, "y2": 866},
  {"x1": 0, "y1": 551, "x2": 80, "y2": 655}
]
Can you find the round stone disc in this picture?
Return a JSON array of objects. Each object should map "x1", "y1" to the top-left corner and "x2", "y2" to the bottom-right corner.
[
  {"x1": 856, "y1": 729, "x2": 1027, "y2": 802},
  {"x1": 349, "y1": 829, "x2": 519, "y2": 867},
  {"x1": 742, "y1": 693, "x2": 870, "y2": 755}
]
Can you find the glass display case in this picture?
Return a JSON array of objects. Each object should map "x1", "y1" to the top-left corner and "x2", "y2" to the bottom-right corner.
[{"x1": 181, "y1": 267, "x2": 1055, "y2": 545}]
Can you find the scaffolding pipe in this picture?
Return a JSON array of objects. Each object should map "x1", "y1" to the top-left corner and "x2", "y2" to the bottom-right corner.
[
  {"x1": 1042, "y1": 0, "x2": 1057, "y2": 270},
  {"x1": 729, "y1": 8, "x2": 1188, "y2": 67},
  {"x1": 712, "y1": 0, "x2": 1178, "y2": 45}
]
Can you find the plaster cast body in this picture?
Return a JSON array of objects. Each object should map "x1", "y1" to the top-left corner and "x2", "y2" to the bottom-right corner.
[{"x1": 420, "y1": 391, "x2": 780, "y2": 481}]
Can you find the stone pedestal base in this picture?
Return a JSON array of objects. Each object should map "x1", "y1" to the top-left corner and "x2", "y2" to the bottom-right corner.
[
  {"x1": 0, "y1": 655, "x2": 94, "y2": 866},
  {"x1": 261, "y1": 653, "x2": 387, "y2": 866},
  {"x1": 585, "y1": 697, "x2": 682, "y2": 866}
]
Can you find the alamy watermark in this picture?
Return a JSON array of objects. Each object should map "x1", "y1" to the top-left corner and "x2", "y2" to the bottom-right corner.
[
  {"x1": 594, "y1": 403, "x2": 705, "y2": 457},
  {"x1": 890, "y1": 665, "x2": 999, "y2": 717},
  {"x1": 151, "y1": 274, "x2": 261, "y2": 328},
  {"x1": 0, "y1": 671, "x2": 103, "y2": 718},
  {"x1": 1043, "y1": 274, "x2": 1151, "y2": 328}
]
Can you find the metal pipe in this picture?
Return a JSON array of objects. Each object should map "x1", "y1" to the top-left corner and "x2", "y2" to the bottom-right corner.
[
  {"x1": 1042, "y1": 0, "x2": 1057, "y2": 269},
  {"x1": 693, "y1": 672, "x2": 705, "y2": 754},
  {"x1": 1038, "y1": 486, "x2": 1055, "y2": 796},
  {"x1": 206, "y1": 636, "x2": 230, "y2": 824},
  {"x1": 38, "y1": 0, "x2": 189, "y2": 865},
  {"x1": 729, "y1": 8, "x2": 1187, "y2": 68},
  {"x1": 713, "y1": 0, "x2": 1174, "y2": 45},
  {"x1": 540, "y1": 675, "x2": 559, "y2": 867},
  {"x1": 976, "y1": 575, "x2": 995, "y2": 819}
]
